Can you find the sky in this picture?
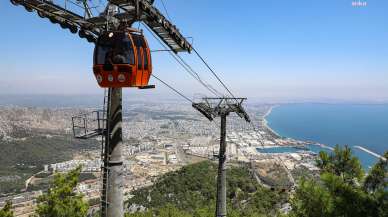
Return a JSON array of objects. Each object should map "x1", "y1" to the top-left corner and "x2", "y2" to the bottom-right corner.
[{"x1": 0, "y1": 0, "x2": 387, "y2": 103}]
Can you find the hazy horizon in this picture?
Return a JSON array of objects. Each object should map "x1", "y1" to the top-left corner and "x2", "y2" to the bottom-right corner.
[
  {"x1": 1, "y1": 0, "x2": 387, "y2": 102},
  {"x1": 0, "y1": 94, "x2": 387, "y2": 108}
]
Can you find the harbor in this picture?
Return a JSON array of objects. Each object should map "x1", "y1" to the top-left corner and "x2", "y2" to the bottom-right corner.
[{"x1": 264, "y1": 105, "x2": 386, "y2": 170}]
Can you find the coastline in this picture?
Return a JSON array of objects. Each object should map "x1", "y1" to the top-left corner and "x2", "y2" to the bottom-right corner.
[
  {"x1": 262, "y1": 104, "x2": 384, "y2": 167},
  {"x1": 263, "y1": 106, "x2": 335, "y2": 151},
  {"x1": 262, "y1": 105, "x2": 281, "y2": 138}
]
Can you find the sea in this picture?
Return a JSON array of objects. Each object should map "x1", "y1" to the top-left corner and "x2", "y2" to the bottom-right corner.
[{"x1": 264, "y1": 103, "x2": 388, "y2": 170}]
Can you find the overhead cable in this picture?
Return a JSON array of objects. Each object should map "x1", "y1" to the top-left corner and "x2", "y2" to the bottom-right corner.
[
  {"x1": 192, "y1": 47, "x2": 237, "y2": 99},
  {"x1": 159, "y1": 0, "x2": 171, "y2": 21},
  {"x1": 141, "y1": 23, "x2": 223, "y2": 97},
  {"x1": 151, "y1": 74, "x2": 193, "y2": 103}
]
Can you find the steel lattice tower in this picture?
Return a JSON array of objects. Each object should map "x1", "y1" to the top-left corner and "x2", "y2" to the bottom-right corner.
[{"x1": 193, "y1": 97, "x2": 250, "y2": 217}]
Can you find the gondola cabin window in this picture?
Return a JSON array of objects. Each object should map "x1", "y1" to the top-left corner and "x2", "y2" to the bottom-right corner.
[
  {"x1": 93, "y1": 30, "x2": 152, "y2": 88},
  {"x1": 94, "y1": 32, "x2": 134, "y2": 65}
]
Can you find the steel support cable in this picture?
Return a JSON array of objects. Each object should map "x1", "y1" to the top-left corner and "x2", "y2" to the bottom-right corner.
[
  {"x1": 65, "y1": 0, "x2": 88, "y2": 10},
  {"x1": 174, "y1": 52, "x2": 224, "y2": 97},
  {"x1": 149, "y1": 18, "x2": 292, "y2": 188},
  {"x1": 159, "y1": 0, "x2": 171, "y2": 21},
  {"x1": 147, "y1": 28, "x2": 221, "y2": 97},
  {"x1": 157, "y1": 1, "x2": 204, "y2": 86},
  {"x1": 150, "y1": 75, "x2": 217, "y2": 144},
  {"x1": 146, "y1": 0, "x2": 221, "y2": 96},
  {"x1": 151, "y1": 74, "x2": 193, "y2": 103},
  {"x1": 88, "y1": 0, "x2": 102, "y2": 16},
  {"x1": 141, "y1": 23, "x2": 222, "y2": 97},
  {"x1": 190, "y1": 44, "x2": 244, "y2": 116},
  {"x1": 192, "y1": 47, "x2": 237, "y2": 99}
]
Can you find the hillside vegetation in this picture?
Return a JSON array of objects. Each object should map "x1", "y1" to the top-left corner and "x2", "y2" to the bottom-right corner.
[
  {"x1": 288, "y1": 146, "x2": 388, "y2": 217},
  {"x1": 126, "y1": 161, "x2": 287, "y2": 217},
  {"x1": 2, "y1": 146, "x2": 386, "y2": 217},
  {"x1": 0, "y1": 134, "x2": 97, "y2": 194}
]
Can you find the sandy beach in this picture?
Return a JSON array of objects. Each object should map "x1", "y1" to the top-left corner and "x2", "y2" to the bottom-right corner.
[{"x1": 262, "y1": 105, "x2": 281, "y2": 138}]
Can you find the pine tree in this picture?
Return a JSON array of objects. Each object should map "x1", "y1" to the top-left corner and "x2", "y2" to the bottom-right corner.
[
  {"x1": 0, "y1": 201, "x2": 14, "y2": 217},
  {"x1": 290, "y1": 147, "x2": 387, "y2": 217},
  {"x1": 316, "y1": 145, "x2": 363, "y2": 185},
  {"x1": 33, "y1": 167, "x2": 88, "y2": 217},
  {"x1": 364, "y1": 152, "x2": 388, "y2": 193}
]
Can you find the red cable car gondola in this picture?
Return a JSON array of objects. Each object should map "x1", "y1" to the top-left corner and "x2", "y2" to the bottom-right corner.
[{"x1": 93, "y1": 29, "x2": 153, "y2": 88}]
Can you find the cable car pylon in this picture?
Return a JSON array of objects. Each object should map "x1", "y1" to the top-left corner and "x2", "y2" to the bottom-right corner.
[
  {"x1": 103, "y1": 87, "x2": 124, "y2": 217},
  {"x1": 11, "y1": 0, "x2": 193, "y2": 217},
  {"x1": 192, "y1": 97, "x2": 250, "y2": 217}
]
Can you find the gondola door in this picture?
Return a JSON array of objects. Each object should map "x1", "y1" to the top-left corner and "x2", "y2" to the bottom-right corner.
[
  {"x1": 136, "y1": 44, "x2": 144, "y2": 86},
  {"x1": 131, "y1": 33, "x2": 152, "y2": 87},
  {"x1": 142, "y1": 39, "x2": 152, "y2": 86}
]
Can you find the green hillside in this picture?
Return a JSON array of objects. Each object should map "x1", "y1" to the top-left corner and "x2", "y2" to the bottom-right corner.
[
  {"x1": 126, "y1": 161, "x2": 287, "y2": 217},
  {"x1": 0, "y1": 133, "x2": 97, "y2": 194}
]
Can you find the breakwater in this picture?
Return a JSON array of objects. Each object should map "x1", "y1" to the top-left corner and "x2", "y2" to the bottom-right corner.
[{"x1": 354, "y1": 146, "x2": 386, "y2": 161}]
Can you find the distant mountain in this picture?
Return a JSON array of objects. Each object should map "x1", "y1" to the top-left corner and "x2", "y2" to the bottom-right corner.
[
  {"x1": 0, "y1": 106, "x2": 80, "y2": 140},
  {"x1": 0, "y1": 107, "x2": 98, "y2": 194},
  {"x1": 0, "y1": 95, "x2": 103, "y2": 108}
]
